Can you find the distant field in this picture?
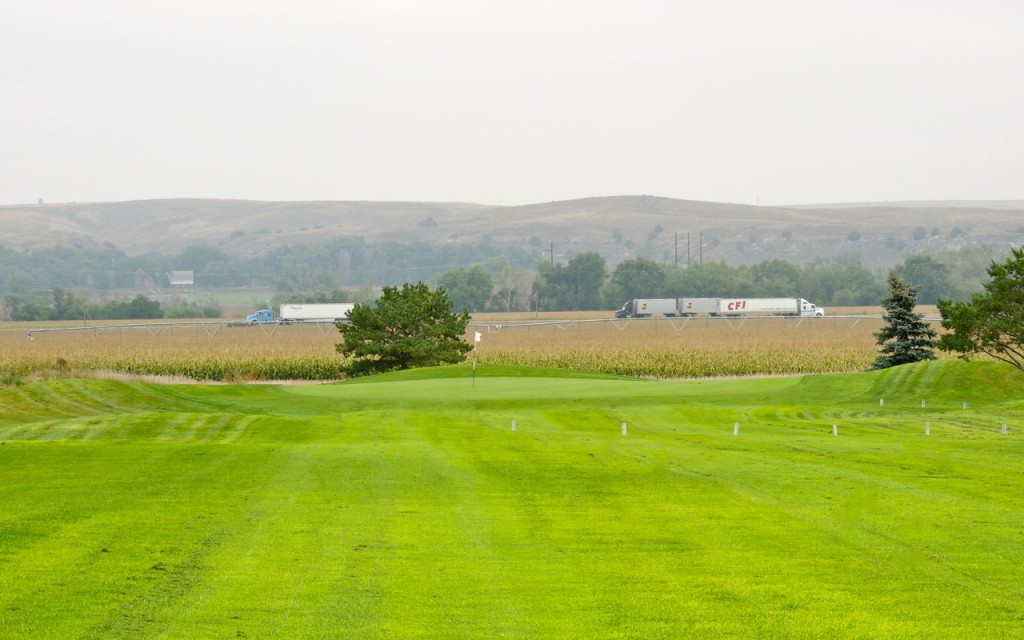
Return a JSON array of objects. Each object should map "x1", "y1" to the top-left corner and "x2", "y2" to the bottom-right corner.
[
  {"x1": 0, "y1": 309, "x2": 945, "y2": 381},
  {"x1": 1, "y1": 361, "x2": 1023, "y2": 638}
]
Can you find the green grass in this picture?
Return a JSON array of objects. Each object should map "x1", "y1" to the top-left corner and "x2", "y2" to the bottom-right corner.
[{"x1": 1, "y1": 360, "x2": 1024, "y2": 638}]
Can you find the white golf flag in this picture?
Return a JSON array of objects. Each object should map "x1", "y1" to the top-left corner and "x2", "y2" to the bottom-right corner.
[{"x1": 474, "y1": 331, "x2": 482, "y2": 343}]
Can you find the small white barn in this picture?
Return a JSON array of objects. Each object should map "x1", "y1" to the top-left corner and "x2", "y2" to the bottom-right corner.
[{"x1": 169, "y1": 270, "x2": 195, "y2": 288}]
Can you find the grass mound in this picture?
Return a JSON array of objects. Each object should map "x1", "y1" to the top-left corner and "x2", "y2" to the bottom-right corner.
[{"x1": 792, "y1": 359, "x2": 1024, "y2": 407}]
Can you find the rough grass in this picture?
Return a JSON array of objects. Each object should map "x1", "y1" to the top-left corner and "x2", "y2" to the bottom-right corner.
[{"x1": 1, "y1": 360, "x2": 1023, "y2": 638}]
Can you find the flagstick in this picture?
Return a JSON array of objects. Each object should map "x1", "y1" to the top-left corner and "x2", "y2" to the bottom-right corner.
[{"x1": 472, "y1": 330, "x2": 482, "y2": 388}]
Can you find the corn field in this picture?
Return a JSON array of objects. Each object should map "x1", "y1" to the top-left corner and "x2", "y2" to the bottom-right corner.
[
  {"x1": 0, "y1": 312, "x2": 944, "y2": 383},
  {"x1": 472, "y1": 314, "x2": 888, "y2": 378}
]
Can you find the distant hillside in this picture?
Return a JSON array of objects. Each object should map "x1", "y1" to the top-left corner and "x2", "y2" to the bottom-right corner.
[{"x1": 2, "y1": 196, "x2": 1022, "y2": 268}]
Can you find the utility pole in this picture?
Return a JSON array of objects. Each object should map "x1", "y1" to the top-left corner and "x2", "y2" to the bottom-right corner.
[
  {"x1": 674, "y1": 232, "x2": 678, "y2": 267},
  {"x1": 543, "y1": 241, "x2": 554, "y2": 267},
  {"x1": 699, "y1": 232, "x2": 703, "y2": 264},
  {"x1": 687, "y1": 232, "x2": 691, "y2": 266}
]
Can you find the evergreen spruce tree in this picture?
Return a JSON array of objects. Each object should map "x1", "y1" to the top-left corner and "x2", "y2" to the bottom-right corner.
[{"x1": 870, "y1": 272, "x2": 938, "y2": 370}]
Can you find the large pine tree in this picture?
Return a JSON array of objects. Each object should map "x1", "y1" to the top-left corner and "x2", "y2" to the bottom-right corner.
[
  {"x1": 336, "y1": 282, "x2": 472, "y2": 377},
  {"x1": 870, "y1": 272, "x2": 938, "y2": 370}
]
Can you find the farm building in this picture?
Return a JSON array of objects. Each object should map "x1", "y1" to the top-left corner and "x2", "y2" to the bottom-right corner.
[{"x1": 169, "y1": 270, "x2": 195, "y2": 288}]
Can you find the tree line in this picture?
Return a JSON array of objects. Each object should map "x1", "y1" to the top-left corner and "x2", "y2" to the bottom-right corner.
[
  {"x1": 0, "y1": 237, "x2": 1006, "y2": 319},
  {"x1": 5, "y1": 288, "x2": 220, "y2": 322},
  {"x1": 0, "y1": 238, "x2": 537, "y2": 295},
  {"x1": 437, "y1": 250, "x2": 1000, "y2": 313}
]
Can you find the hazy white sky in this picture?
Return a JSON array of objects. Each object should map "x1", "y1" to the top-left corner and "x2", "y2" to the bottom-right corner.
[{"x1": 2, "y1": 0, "x2": 1021, "y2": 206}]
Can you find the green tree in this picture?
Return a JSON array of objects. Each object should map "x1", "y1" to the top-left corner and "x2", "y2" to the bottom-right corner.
[
  {"x1": 488, "y1": 260, "x2": 528, "y2": 312},
  {"x1": 603, "y1": 258, "x2": 667, "y2": 307},
  {"x1": 748, "y1": 259, "x2": 802, "y2": 297},
  {"x1": 533, "y1": 252, "x2": 607, "y2": 311},
  {"x1": 669, "y1": 261, "x2": 752, "y2": 297},
  {"x1": 436, "y1": 265, "x2": 493, "y2": 312},
  {"x1": 894, "y1": 254, "x2": 954, "y2": 304},
  {"x1": 933, "y1": 246, "x2": 1004, "y2": 298},
  {"x1": 272, "y1": 264, "x2": 338, "y2": 293},
  {"x1": 126, "y1": 295, "x2": 163, "y2": 319},
  {"x1": 336, "y1": 282, "x2": 472, "y2": 377},
  {"x1": 799, "y1": 259, "x2": 883, "y2": 306},
  {"x1": 176, "y1": 245, "x2": 232, "y2": 272},
  {"x1": 50, "y1": 287, "x2": 88, "y2": 321},
  {"x1": 91, "y1": 295, "x2": 163, "y2": 320},
  {"x1": 10, "y1": 301, "x2": 50, "y2": 321},
  {"x1": 937, "y1": 248, "x2": 1024, "y2": 372},
  {"x1": 870, "y1": 272, "x2": 937, "y2": 370},
  {"x1": 564, "y1": 252, "x2": 607, "y2": 310}
]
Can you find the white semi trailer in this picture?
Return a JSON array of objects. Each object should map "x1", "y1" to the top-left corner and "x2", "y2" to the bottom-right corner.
[
  {"x1": 245, "y1": 303, "x2": 355, "y2": 324},
  {"x1": 704, "y1": 296, "x2": 823, "y2": 317},
  {"x1": 615, "y1": 297, "x2": 824, "y2": 318},
  {"x1": 279, "y1": 303, "x2": 355, "y2": 322}
]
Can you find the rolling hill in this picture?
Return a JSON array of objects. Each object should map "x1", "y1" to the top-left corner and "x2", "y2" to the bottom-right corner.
[{"x1": 2, "y1": 196, "x2": 1022, "y2": 268}]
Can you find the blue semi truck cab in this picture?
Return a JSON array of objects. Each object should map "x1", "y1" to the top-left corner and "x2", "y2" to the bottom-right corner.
[{"x1": 246, "y1": 309, "x2": 276, "y2": 324}]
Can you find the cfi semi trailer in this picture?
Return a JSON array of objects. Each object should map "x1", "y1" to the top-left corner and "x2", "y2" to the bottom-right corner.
[{"x1": 615, "y1": 297, "x2": 825, "y2": 318}]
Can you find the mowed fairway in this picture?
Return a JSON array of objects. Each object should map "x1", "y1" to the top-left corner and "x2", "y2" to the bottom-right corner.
[{"x1": 1, "y1": 361, "x2": 1024, "y2": 638}]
